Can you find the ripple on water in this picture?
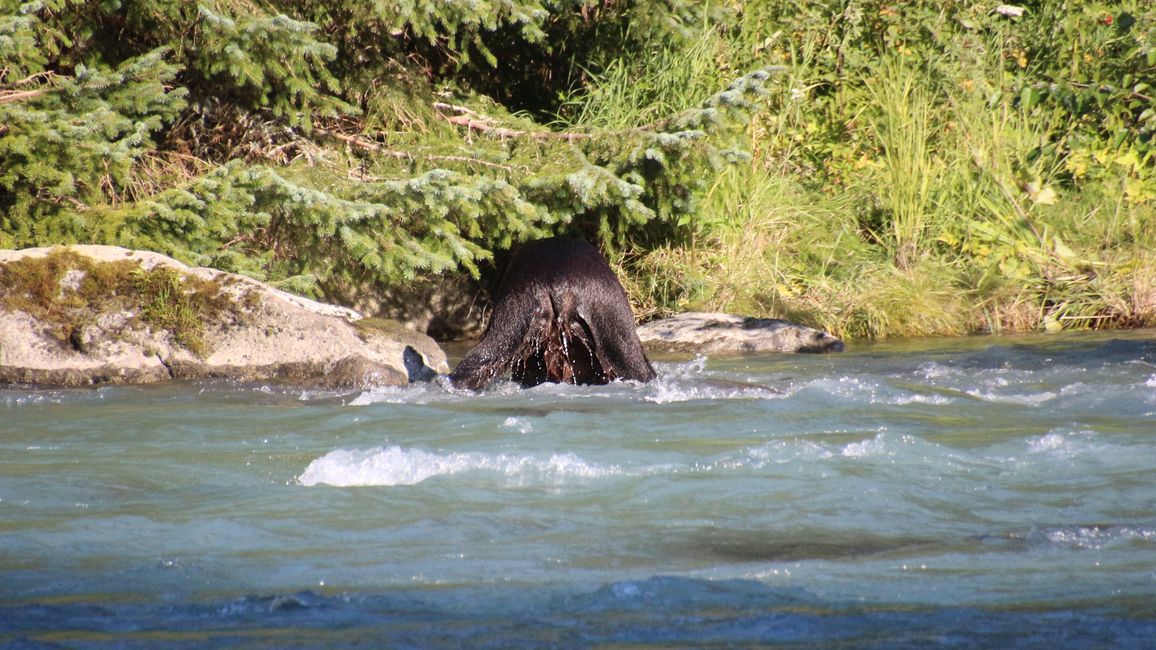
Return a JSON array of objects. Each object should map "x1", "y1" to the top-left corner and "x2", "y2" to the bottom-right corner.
[
  {"x1": 341, "y1": 357, "x2": 786, "y2": 407},
  {"x1": 796, "y1": 375, "x2": 958, "y2": 407}
]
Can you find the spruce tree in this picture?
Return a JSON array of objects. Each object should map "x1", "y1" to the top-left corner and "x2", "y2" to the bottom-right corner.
[{"x1": 1, "y1": 0, "x2": 773, "y2": 300}]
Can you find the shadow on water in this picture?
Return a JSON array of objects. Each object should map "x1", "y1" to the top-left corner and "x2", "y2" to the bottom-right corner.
[
  {"x1": 672, "y1": 523, "x2": 1156, "y2": 564},
  {"x1": 3, "y1": 577, "x2": 1154, "y2": 649},
  {"x1": 675, "y1": 529, "x2": 940, "y2": 563},
  {"x1": 849, "y1": 330, "x2": 1156, "y2": 370}
]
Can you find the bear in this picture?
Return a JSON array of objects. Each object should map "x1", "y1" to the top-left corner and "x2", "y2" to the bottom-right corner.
[{"x1": 448, "y1": 237, "x2": 656, "y2": 390}]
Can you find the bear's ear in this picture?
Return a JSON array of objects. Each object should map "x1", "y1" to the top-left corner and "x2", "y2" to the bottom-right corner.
[{"x1": 404, "y1": 346, "x2": 439, "y2": 383}]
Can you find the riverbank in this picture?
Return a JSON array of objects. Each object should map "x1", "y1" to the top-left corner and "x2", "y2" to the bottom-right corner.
[
  {"x1": 6, "y1": 3, "x2": 1153, "y2": 344},
  {"x1": 0, "y1": 246, "x2": 449, "y2": 387},
  {"x1": 0, "y1": 246, "x2": 843, "y2": 388}
]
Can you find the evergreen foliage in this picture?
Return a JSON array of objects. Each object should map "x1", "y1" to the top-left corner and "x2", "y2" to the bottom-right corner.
[
  {"x1": 1, "y1": 0, "x2": 762, "y2": 298},
  {"x1": 0, "y1": 40, "x2": 185, "y2": 230},
  {"x1": 2, "y1": 0, "x2": 1154, "y2": 336}
]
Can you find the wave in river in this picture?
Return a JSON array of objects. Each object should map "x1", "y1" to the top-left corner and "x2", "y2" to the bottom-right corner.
[
  {"x1": 297, "y1": 425, "x2": 1141, "y2": 489},
  {"x1": 298, "y1": 446, "x2": 623, "y2": 487}
]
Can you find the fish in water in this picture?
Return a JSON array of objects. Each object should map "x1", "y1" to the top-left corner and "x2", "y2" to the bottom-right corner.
[{"x1": 449, "y1": 237, "x2": 656, "y2": 390}]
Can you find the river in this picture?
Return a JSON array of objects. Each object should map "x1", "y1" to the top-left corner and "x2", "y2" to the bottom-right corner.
[{"x1": 3, "y1": 331, "x2": 1155, "y2": 648}]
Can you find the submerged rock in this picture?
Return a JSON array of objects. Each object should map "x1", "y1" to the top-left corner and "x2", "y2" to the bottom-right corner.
[
  {"x1": 0, "y1": 245, "x2": 448, "y2": 388},
  {"x1": 637, "y1": 312, "x2": 844, "y2": 354}
]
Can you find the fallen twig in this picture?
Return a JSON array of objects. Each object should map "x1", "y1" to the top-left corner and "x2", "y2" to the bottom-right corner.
[
  {"x1": 0, "y1": 88, "x2": 47, "y2": 104},
  {"x1": 320, "y1": 127, "x2": 517, "y2": 172},
  {"x1": 433, "y1": 102, "x2": 591, "y2": 142},
  {"x1": 0, "y1": 71, "x2": 61, "y2": 104}
]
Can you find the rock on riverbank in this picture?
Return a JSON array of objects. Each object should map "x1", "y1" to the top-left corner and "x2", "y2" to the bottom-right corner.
[
  {"x1": 638, "y1": 312, "x2": 844, "y2": 354},
  {"x1": 0, "y1": 246, "x2": 447, "y2": 388}
]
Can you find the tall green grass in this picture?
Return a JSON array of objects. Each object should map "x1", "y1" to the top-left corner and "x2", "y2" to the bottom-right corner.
[
  {"x1": 865, "y1": 55, "x2": 942, "y2": 270},
  {"x1": 571, "y1": 9, "x2": 1156, "y2": 338},
  {"x1": 559, "y1": 25, "x2": 730, "y2": 129}
]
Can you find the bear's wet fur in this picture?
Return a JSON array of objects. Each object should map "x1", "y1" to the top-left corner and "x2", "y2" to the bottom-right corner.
[{"x1": 449, "y1": 237, "x2": 656, "y2": 390}]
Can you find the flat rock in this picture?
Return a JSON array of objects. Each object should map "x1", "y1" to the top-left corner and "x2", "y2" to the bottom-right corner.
[
  {"x1": 0, "y1": 245, "x2": 448, "y2": 388},
  {"x1": 637, "y1": 312, "x2": 844, "y2": 354}
]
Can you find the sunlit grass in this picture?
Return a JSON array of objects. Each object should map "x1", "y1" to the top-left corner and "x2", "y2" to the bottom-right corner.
[
  {"x1": 573, "y1": 15, "x2": 1156, "y2": 338},
  {"x1": 864, "y1": 55, "x2": 942, "y2": 271}
]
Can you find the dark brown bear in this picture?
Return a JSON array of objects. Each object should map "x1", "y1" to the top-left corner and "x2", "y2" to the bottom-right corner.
[{"x1": 449, "y1": 237, "x2": 657, "y2": 389}]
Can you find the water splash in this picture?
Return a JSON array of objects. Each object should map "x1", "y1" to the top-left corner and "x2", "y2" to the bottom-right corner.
[
  {"x1": 501, "y1": 416, "x2": 534, "y2": 433},
  {"x1": 642, "y1": 357, "x2": 784, "y2": 404},
  {"x1": 347, "y1": 382, "x2": 455, "y2": 406}
]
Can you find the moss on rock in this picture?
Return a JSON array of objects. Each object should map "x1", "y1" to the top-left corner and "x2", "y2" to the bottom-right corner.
[{"x1": 0, "y1": 249, "x2": 250, "y2": 357}]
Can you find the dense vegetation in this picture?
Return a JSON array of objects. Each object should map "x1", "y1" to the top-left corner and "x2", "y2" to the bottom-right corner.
[{"x1": 2, "y1": 0, "x2": 1153, "y2": 338}]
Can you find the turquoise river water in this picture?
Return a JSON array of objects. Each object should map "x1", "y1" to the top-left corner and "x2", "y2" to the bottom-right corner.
[{"x1": 2, "y1": 331, "x2": 1156, "y2": 648}]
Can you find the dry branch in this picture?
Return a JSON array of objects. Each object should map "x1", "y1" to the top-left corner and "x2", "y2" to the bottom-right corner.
[
  {"x1": 433, "y1": 102, "x2": 591, "y2": 142},
  {"x1": 318, "y1": 127, "x2": 517, "y2": 172},
  {"x1": 0, "y1": 71, "x2": 61, "y2": 104},
  {"x1": 0, "y1": 88, "x2": 47, "y2": 104}
]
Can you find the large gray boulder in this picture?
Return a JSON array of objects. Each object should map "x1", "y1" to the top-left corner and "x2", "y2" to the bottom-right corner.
[
  {"x1": 0, "y1": 246, "x2": 447, "y2": 388},
  {"x1": 637, "y1": 312, "x2": 844, "y2": 354}
]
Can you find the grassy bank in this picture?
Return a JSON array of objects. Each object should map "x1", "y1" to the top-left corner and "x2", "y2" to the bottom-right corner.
[
  {"x1": 570, "y1": 2, "x2": 1156, "y2": 338},
  {"x1": 3, "y1": 1, "x2": 1153, "y2": 339}
]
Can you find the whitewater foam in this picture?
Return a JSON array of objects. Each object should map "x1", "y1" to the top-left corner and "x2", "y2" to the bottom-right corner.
[
  {"x1": 841, "y1": 435, "x2": 893, "y2": 458},
  {"x1": 1029, "y1": 525, "x2": 1156, "y2": 550},
  {"x1": 298, "y1": 446, "x2": 621, "y2": 487},
  {"x1": 966, "y1": 388, "x2": 1058, "y2": 406},
  {"x1": 1027, "y1": 432, "x2": 1068, "y2": 453},
  {"x1": 1024, "y1": 430, "x2": 1103, "y2": 457},
  {"x1": 347, "y1": 382, "x2": 453, "y2": 406},
  {"x1": 501, "y1": 416, "x2": 534, "y2": 433},
  {"x1": 619, "y1": 358, "x2": 785, "y2": 404}
]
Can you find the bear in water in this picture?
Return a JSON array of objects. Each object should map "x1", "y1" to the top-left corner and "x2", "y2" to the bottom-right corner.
[{"x1": 449, "y1": 237, "x2": 656, "y2": 390}]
